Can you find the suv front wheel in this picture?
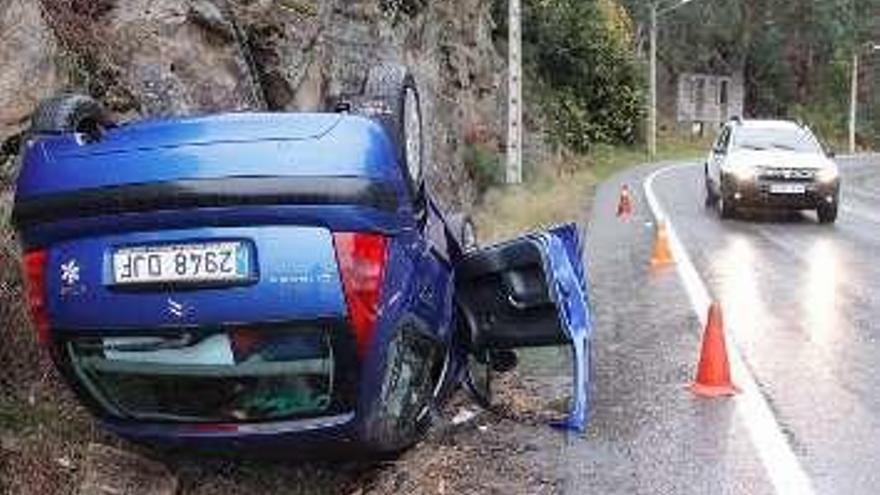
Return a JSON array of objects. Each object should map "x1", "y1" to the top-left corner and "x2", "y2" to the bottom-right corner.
[
  {"x1": 817, "y1": 203, "x2": 838, "y2": 224},
  {"x1": 704, "y1": 166, "x2": 717, "y2": 208},
  {"x1": 718, "y1": 174, "x2": 736, "y2": 219}
]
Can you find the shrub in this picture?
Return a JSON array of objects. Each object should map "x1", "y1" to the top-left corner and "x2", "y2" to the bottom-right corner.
[
  {"x1": 463, "y1": 143, "x2": 503, "y2": 194},
  {"x1": 495, "y1": 0, "x2": 644, "y2": 152}
]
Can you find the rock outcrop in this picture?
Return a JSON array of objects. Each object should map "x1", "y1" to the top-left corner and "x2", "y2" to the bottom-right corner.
[
  {"x1": 0, "y1": 0, "x2": 507, "y2": 208},
  {"x1": 0, "y1": 0, "x2": 66, "y2": 179},
  {"x1": 234, "y1": 0, "x2": 505, "y2": 207}
]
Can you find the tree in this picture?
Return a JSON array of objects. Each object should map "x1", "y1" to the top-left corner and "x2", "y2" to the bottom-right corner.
[
  {"x1": 525, "y1": 0, "x2": 644, "y2": 151},
  {"x1": 623, "y1": 0, "x2": 880, "y2": 145}
]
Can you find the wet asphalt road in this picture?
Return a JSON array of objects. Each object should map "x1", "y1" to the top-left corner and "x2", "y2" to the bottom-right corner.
[{"x1": 569, "y1": 154, "x2": 880, "y2": 494}]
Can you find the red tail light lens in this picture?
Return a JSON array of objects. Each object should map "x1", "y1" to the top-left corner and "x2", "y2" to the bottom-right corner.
[
  {"x1": 22, "y1": 249, "x2": 50, "y2": 345},
  {"x1": 332, "y1": 233, "x2": 388, "y2": 358}
]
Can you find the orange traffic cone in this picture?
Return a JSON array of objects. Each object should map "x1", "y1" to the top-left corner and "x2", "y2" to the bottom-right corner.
[
  {"x1": 690, "y1": 302, "x2": 740, "y2": 397},
  {"x1": 650, "y1": 221, "x2": 674, "y2": 267},
  {"x1": 617, "y1": 184, "x2": 633, "y2": 218}
]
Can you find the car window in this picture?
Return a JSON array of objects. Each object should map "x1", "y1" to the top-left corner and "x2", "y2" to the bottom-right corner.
[
  {"x1": 715, "y1": 126, "x2": 731, "y2": 153},
  {"x1": 732, "y1": 126, "x2": 822, "y2": 153}
]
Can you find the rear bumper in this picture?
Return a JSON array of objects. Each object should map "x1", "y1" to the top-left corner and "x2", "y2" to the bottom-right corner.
[{"x1": 722, "y1": 176, "x2": 840, "y2": 210}]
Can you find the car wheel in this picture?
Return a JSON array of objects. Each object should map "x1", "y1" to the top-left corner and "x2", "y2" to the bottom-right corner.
[
  {"x1": 30, "y1": 94, "x2": 110, "y2": 143},
  {"x1": 345, "y1": 63, "x2": 425, "y2": 205},
  {"x1": 364, "y1": 325, "x2": 444, "y2": 453},
  {"x1": 718, "y1": 193, "x2": 737, "y2": 219},
  {"x1": 818, "y1": 203, "x2": 838, "y2": 224},
  {"x1": 718, "y1": 174, "x2": 736, "y2": 219},
  {"x1": 704, "y1": 170, "x2": 717, "y2": 208}
]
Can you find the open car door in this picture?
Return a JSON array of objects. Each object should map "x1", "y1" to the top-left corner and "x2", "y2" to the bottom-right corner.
[{"x1": 455, "y1": 223, "x2": 593, "y2": 431}]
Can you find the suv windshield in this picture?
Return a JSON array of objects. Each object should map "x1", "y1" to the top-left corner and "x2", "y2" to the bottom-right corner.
[{"x1": 732, "y1": 126, "x2": 822, "y2": 153}]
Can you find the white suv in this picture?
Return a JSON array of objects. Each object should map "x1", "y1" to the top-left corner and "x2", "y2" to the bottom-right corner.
[{"x1": 704, "y1": 119, "x2": 840, "y2": 223}]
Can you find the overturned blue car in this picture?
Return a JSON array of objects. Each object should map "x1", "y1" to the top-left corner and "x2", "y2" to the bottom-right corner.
[{"x1": 12, "y1": 63, "x2": 592, "y2": 457}]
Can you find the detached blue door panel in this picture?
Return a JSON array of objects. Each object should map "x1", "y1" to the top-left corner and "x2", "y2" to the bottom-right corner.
[{"x1": 454, "y1": 223, "x2": 593, "y2": 431}]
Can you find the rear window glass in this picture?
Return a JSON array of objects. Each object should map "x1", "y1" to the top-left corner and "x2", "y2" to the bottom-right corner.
[{"x1": 66, "y1": 327, "x2": 350, "y2": 423}]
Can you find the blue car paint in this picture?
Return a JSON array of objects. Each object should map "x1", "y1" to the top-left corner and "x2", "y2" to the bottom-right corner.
[
  {"x1": 46, "y1": 226, "x2": 345, "y2": 330},
  {"x1": 18, "y1": 204, "x2": 404, "y2": 248},
  {"x1": 14, "y1": 111, "x2": 592, "y2": 453},
  {"x1": 17, "y1": 114, "x2": 402, "y2": 198},
  {"x1": 530, "y1": 224, "x2": 593, "y2": 432}
]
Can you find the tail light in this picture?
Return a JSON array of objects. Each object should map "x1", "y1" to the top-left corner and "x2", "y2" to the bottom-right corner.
[
  {"x1": 22, "y1": 249, "x2": 50, "y2": 345},
  {"x1": 332, "y1": 233, "x2": 388, "y2": 358}
]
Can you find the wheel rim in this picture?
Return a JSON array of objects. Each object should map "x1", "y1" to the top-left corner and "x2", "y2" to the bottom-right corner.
[{"x1": 403, "y1": 87, "x2": 423, "y2": 187}]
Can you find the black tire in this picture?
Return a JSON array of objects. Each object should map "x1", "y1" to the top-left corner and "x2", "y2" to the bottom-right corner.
[
  {"x1": 30, "y1": 94, "x2": 109, "y2": 142},
  {"x1": 364, "y1": 325, "x2": 445, "y2": 453},
  {"x1": 348, "y1": 63, "x2": 425, "y2": 201},
  {"x1": 464, "y1": 349, "x2": 493, "y2": 409},
  {"x1": 718, "y1": 174, "x2": 736, "y2": 219},
  {"x1": 818, "y1": 204, "x2": 838, "y2": 224},
  {"x1": 719, "y1": 195, "x2": 736, "y2": 219},
  {"x1": 704, "y1": 173, "x2": 717, "y2": 208}
]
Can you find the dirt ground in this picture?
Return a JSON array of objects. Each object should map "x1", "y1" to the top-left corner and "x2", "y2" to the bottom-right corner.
[{"x1": 0, "y1": 362, "x2": 574, "y2": 495}]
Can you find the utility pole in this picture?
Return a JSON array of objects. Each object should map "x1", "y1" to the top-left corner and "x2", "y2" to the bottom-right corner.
[
  {"x1": 850, "y1": 52, "x2": 859, "y2": 155},
  {"x1": 648, "y1": 3, "x2": 658, "y2": 160},
  {"x1": 647, "y1": 0, "x2": 697, "y2": 160},
  {"x1": 507, "y1": 0, "x2": 523, "y2": 184},
  {"x1": 848, "y1": 43, "x2": 879, "y2": 155}
]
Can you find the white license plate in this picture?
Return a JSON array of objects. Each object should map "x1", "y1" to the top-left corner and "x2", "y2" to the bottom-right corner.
[
  {"x1": 112, "y1": 241, "x2": 249, "y2": 285},
  {"x1": 769, "y1": 183, "x2": 806, "y2": 194}
]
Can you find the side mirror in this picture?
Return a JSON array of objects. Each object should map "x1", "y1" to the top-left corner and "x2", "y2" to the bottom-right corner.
[
  {"x1": 713, "y1": 145, "x2": 727, "y2": 155},
  {"x1": 827, "y1": 148, "x2": 836, "y2": 158}
]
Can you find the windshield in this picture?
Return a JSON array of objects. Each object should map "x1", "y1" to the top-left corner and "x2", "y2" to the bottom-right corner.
[{"x1": 732, "y1": 126, "x2": 823, "y2": 153}]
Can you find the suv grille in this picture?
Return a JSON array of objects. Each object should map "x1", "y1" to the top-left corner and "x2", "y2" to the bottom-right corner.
[{"x1": 758, "y1": 167, "x2": 816, "y2": 181}]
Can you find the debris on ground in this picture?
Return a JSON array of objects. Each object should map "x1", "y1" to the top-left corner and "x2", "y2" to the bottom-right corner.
[
  {"x1": 78, "y1": 443, "x2": 178, "y2": 495},
  {"x1": 450, "y1": 408, "x2": 480, "y2": 425}
]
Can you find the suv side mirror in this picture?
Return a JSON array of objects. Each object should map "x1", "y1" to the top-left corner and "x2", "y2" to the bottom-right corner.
[
  {"x1": 714, "y1": 145, "x2": 727, "y2": 155},
  {"x1": 827, "y1": 148, "x2": 836, "y2": 158}
]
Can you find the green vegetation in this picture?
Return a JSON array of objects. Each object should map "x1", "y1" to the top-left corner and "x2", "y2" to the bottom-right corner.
[
  {"x1": 525, "y1": 0, "x2": 643, "y2": 151},
  {"x1": 463, "y1": 143, "x2": 504, "y2": 194},
  {"x1": 474, "y1": 136, "x2": 711, "y2": 243},
  {"x1": 622, "y1": 0, "x2": 880, "y2": 148},
  {"x1": 493, "y1": 0, "x2": 645, "y2": 153}
]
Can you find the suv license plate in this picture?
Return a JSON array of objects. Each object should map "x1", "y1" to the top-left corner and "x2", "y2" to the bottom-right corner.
[
  {"x1": 770, "y1": 183, "x2": 806, "y2": 194},
  {"x1": 112, "y1": 241, "x2": 249, "y2": 286}
]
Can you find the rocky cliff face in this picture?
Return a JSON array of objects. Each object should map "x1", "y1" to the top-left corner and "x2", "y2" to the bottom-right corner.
[
  {"x1": 235, "y1": 0, "x2": 506, "y2": 207},
  {"x1": 0, "y1": 0, "x2": 506, "y2": 208}
]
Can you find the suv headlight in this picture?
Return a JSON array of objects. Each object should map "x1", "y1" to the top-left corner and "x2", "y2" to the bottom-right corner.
[
  {"x1": 816, "y1": 166, "x2": 839, "y2": 183},
  {"x1": 730, "y1": 164, "x2": 756, "y2": 181}
]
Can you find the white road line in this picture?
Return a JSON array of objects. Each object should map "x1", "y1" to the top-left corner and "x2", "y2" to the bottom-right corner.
[{"x1": 643, "y1": 164, "x2": 816, "y2": 495}]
